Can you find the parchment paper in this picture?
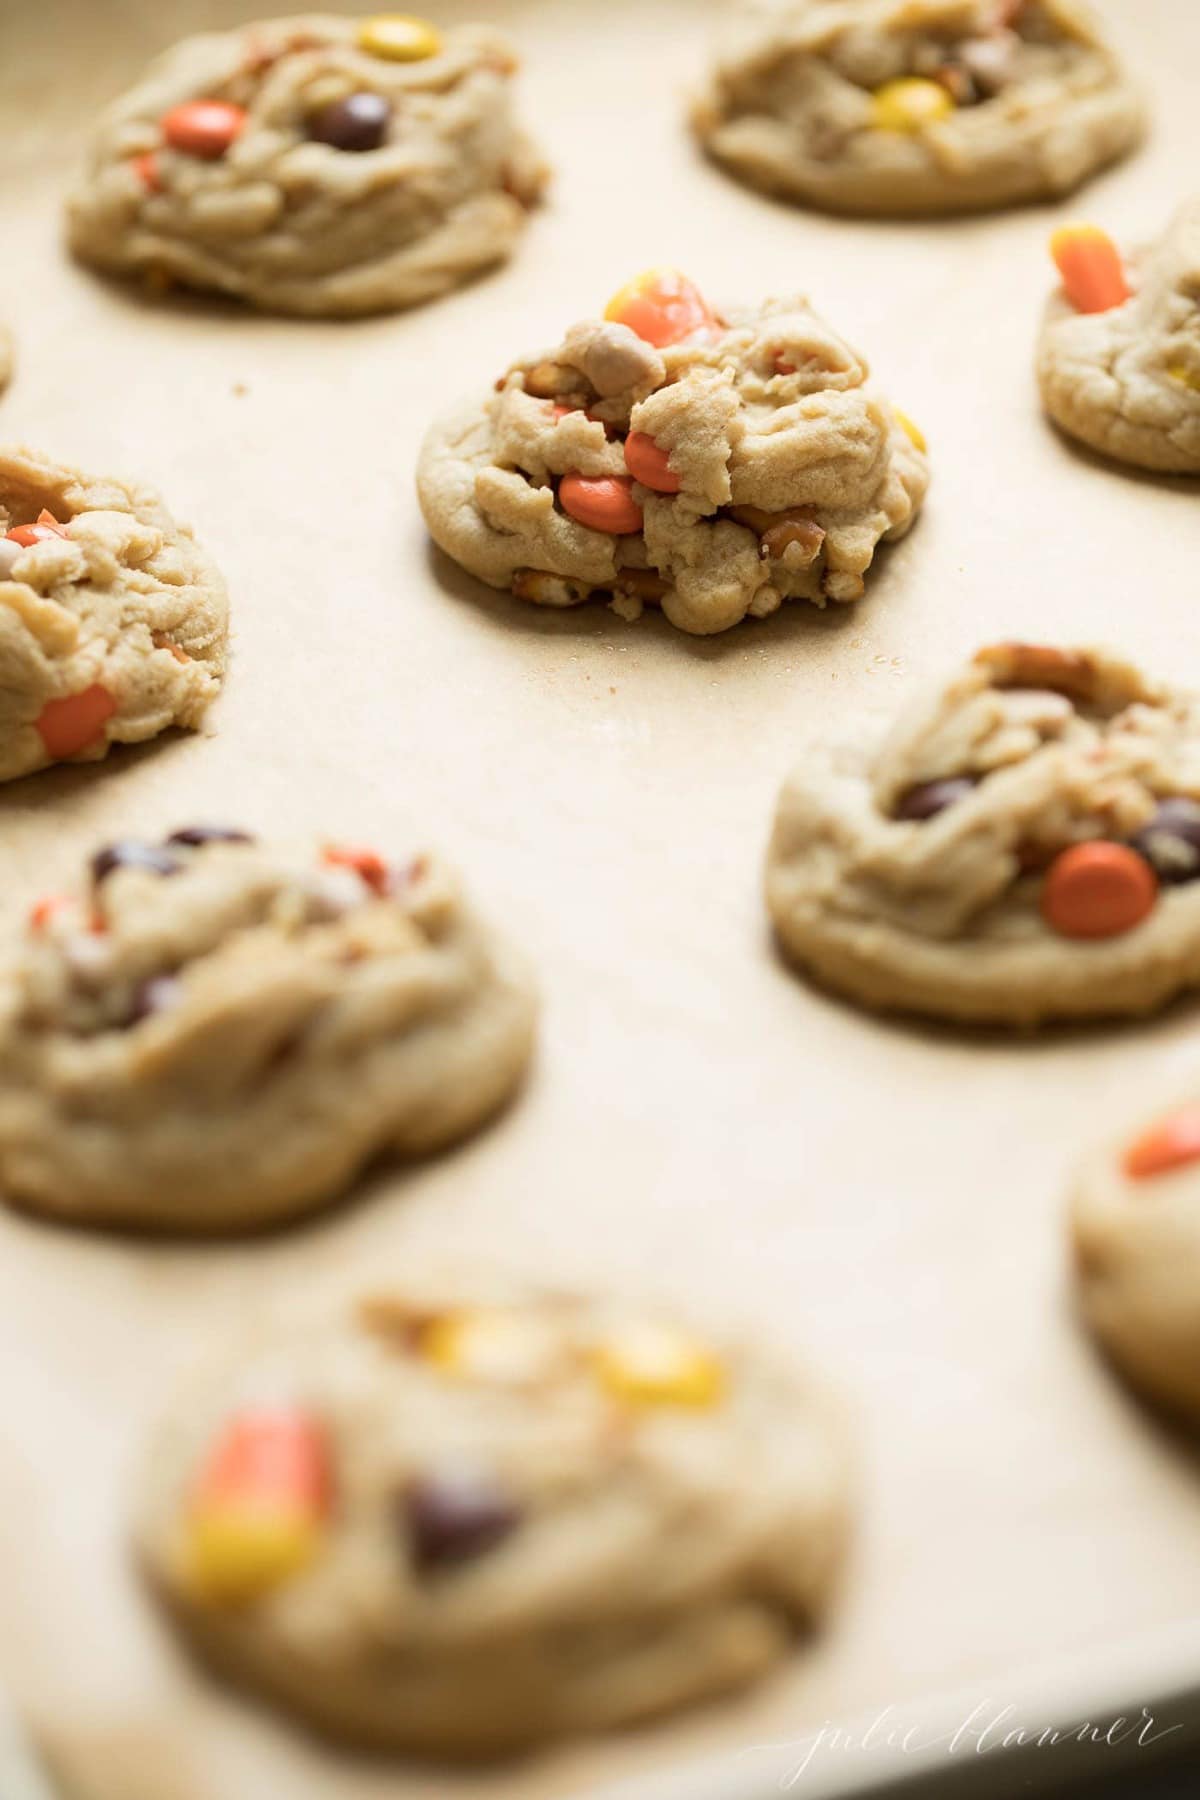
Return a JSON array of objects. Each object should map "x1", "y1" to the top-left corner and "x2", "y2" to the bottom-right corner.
[{"x1": 2, "y1": 2, "x2": 1200, "y2": 1797}]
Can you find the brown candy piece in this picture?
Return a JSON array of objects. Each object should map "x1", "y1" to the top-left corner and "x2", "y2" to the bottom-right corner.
[
  {"x1": 308, "y1": 92, "x2": 391, "y2": 153},
  {"x1": 1129, "y1": 799, "x2": 1200, "y2": 885},
  {"x1": 894, "y1": 776, "x2": 977, "y2": 821},
  {"x1": 165, "y1": 826, "x2": 255, "y2": 848},
  {"x1": 404, "y1": 1470, "x2": 520, "y2": 1572},
  {"x1": 91, "y1": 842, "x2": 182, "y2": 886}
]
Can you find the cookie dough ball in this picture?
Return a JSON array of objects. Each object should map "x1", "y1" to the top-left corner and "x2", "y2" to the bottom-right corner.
[
  {"x1": 137, "y1": 1272, "x2": 850, "y2": 1754},
  {"x1": 0, "y1": 448, "x2": 227, "y2": 783},
  {"x1": 692, "y1": 0, "x2": 1145, "y2": 216},
  {"x1": 767, "y1": 643, "x2": 1200, "y2": 1026},
  {"x1": 0, "y1": 833, "x2": 535, "y2": 1231},
  {"x1": 1038, "y1": 206, "x2": 1200, "y2": 473},
  {"x1": 1073, "y1": 1098, "x2": 1200, "y2": 1422},
  {"x1": 418, "y1": 269, "x2": 929, "y2": 635},
  {"x1": 66, "y1": 14, "x2": 549, "y2": 317}
]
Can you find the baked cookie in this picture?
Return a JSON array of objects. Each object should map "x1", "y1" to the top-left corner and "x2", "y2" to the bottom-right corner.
[
  {"x1": 1073, "y1": 1097, "x2": 1200, "y2": 1422},
  {"x1": 0, "y1": 448, "x2": 227, "y2": 783},
  {"x1": 1038, "y1": 207, "x2": 1200, "y2": 473},
  {"x1": 137, "y1": 1271, "x2": 850, "y2": 1755},
  {"x1": 0, "y1": 833, "x2": 535, "y2": 1231},
  {"x1": 418, "y1": 269, "x2": 929, "y2": 635},
  {"x1": 767, "y1": 643, "x2": 1200, "y2": 1026},
  {"x1": 66, "y1": 13, "x2": 548, "y2": 317},
  {"x1": 692, "y1": 0, "x2": 1144, "y2": 217}
]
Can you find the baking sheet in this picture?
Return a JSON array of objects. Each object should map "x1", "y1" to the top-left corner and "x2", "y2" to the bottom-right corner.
[{"x1": 2, "y1": 1, "x2": 1200, "y2": 1796}]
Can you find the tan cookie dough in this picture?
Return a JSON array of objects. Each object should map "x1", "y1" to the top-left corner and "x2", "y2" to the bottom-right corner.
[
  {"x1": 66, "y1": 13, "x2": 549, "y2": 317},
  {"x1": 692, "y1": 0, "x2": 1144, "y2": 216},
  {"x1": 767, "y1": 643, "x2": 1200, "y2": 1026},
  {"x1": 0, "y1": 448, "x2": 227, "y2": 783},
  {"x1": 0, "y1": 832, "x2": 535, "y2": 1232},
  {"x1": 1038, "y1": 201, "x2": 1200, "y2": 473},
  {"x1": 418, "y1": 277, "x2": 929, "y2": 635},
  {"x1": 1072, "y1": 1099, "x2": 1200, "y2": 1422},
  {"x1": 137, "y1": 1270, "x2": 850, "y2": 1755}
]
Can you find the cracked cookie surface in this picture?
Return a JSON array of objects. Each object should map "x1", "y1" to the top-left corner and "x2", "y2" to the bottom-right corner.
[
  {"x1": 0, "y1": 447, "x2": 227, "y2": 783},
  {"x1": 1038, "y1": 202, "x2": 1200, "y2": 473},
  {"x1": 692, "y1": 0, "x2": 1144, "y2": 216},
  {"x1": 138, "y1": 1269, "x2": 850, "y2": 1755},
  {"x1": 767, "y1": 644, "x2": 1200, "y2": 1025},
  {"x1": 418, "y1": 272, "x2": 929, "y2": 635},
  {"x1": 0, "y1": 833, "x2": 535, "y2": 1231},
  {"x1": 67, "y1": 13, "x2": 548, "y2": 317},
  {"x1": 1073, "y1": 1095, "x2": 1200, "y2": 1422}
]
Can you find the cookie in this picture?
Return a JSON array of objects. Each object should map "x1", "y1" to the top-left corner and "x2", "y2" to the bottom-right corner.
[
  {"x1": 66, "y1": 13, "x2": 549, "y2": 317},
  {"x1": 766, "y1": 643, "x2": 1200, "y2": 1026},
  {"x1": 1072, "y1": 1096, "x2": 1200, "y2": 1421},
  {"x1": 0, "y1": 447, "x2": 228, "y2": 783},
  {"x1": 692, "y1": 0, "x2": 1144, "y2": 217},
  {"x1": 0, "y1": 833, "x2": 535, "y2": 1231},
  {"x1": 1038, "y1": 205, "x2": 1200, "y2": 474},
  {"x1": 418, "y1": 270, "x2": 929, "y2": 635},
  {"x1": 137, "y1": 1271, "x2": 850, "y2": 1755}
]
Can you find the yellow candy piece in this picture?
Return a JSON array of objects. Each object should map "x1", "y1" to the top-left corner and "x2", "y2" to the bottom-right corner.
[
  {"x1": 894, "y1": 408, "x2": 927, "y2": 452},
  {"x1": 358, "y1": 13, "x2": 442, "y2": 61},
  {"x1": 593, "y1": 1322, "x2": 726, "y2": 1410},
  {"x1": 870, "y1": 77, "x2": 955, "y2": 132},
  {"x1": 185, "y1": 1503, "x2": 320, "y2": 1603},
  {"x1": 1167, "y1": 363, "x2": 1200, "y2": 393},
  {"x1": 420, "y1": 1309, "x2": 560, "y2": 1384}
]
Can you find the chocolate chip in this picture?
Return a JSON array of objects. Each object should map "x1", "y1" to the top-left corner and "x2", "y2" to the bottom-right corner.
[
  {"x1": 165, "y1": 826, "x2": 255, "y2": 848},
  {"x1": 1129, "y1": 799, "x2": 1200, "y2": 885},
  {"x1": 308, "y1": 92, "x2": 391, "y2": 153},
  {"x1": 90, "y1": 842, "x2": 182, "y2": 886},
  {"x1": 404, "y1": 1470, "x2": 520, "y2": 1572},
  {"x1": 124, "y1": 973, "x2": 182, "y2": 1026},
  {"x1": 894, "y1": 777, "x2": 977, "y2": 821}
]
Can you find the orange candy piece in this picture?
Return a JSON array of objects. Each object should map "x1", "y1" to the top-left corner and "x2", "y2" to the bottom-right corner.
[
  {"x1": 28, "y1": 893, "x2": 72, "y2": 932},
  {"x1": 1040, "y1": 842, "x2": 1157, "y2": 940},
  {"x1": 624, "y1": 430, "x2": 681, "y2": 494},
  {"x1": 132, "y1": 151, "x2": 163, "y2": 194},
  {"x1": 321, "y1": 842, "x2": 391, "y2": 895},
  {"x1": 161, "y1": 100, "x2": 248, "y2": 159},
  {"x1": 1050, "y1": 225, "x2": 1132, "y2": 315},
  {"x1": 559, "y1": 472, "x2": 643, "y2": 535},
  {"x1": 604, "y1": 269, "x2": 718, "y2": 349},
  {"x1": 197, "y1": 1406, "x2": 331, "y2": 1515},
  {"x1": 35, "y1": 684, "x2": 116, "y2": 760},
  {"x1": 7, "y1": 510, "x2": 70, "y2": 548},
  {"x1": 1123, "y1": 1105, "x2": 1200, "y2": 1181}
]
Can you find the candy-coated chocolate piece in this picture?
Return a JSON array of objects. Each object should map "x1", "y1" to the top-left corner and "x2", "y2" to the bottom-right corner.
[
  {"x1": 405, "y1": 1469, "x2": 520, "y2": 1571},
  {"x1": 132, "y1": 151, "x2": 163, "y2": 193},
  {"x1": 126, "y1": 973, "x2": 183, "y2": 1026},
  {"x1": 592, "y1": 1322, "x2": 725, "y2": 1409},
  {"x1": 420, "y1": 1310, "x2": 559, "y2": 1384},
  {"x1": 198, "y1": 1406, "x2": 331, "y2": 1512},
  {"x1": 1040, "y1": 841, "x2": 1157, "y2": 939},
  {"x1": 1123, "y1": 1105, "x2": 1200, "y2": 1180},
  {"x1": 559, "y1": 473, "x2": 643, "y2": 535},
  {"x1": 870, "y1": 77, "x2": 955, "y2": 131},
  {"x1": 357, "y1": 14, "x2": 442, "y2": 61},
  {"x1": 624, "y1": 431, "x2": 681, "y2": 494},
  {"x1": 1129, "y1": 799, "x2": 1200, "y2": 885},
  {"x1": 28, "y1": 894, "x2": 72, "y2": 932},
  {"x1": 604, "y1": 269, "x2": 717, "y2": 349},
  {"x1": 7, "y1": 510, "x2": 70, "y2": 548},
  {"x1": 308, "y1": 91, "x2": 391, "y2": 151},
  {"x1": 166, "y1": 825, "x2": 256, "y2": 848},
  {"x1": 894, "y1": 776, "x2": 975, "y2": 821},
  {"x1": 321, "y1": 842, "x2": 391, "y2": 895},
  {"x1": 894, "y1": 409, "x2": 927, "y2": 452},
  {"x1": 91, "y1": 841, "x2": 182, "y2": 886},
  {"x1": 161, "y1": 100, "x2": 248, "y2": 159},
  {"x1": 35, "y1": 684, "x2": 115, "y2": 760},
  {"x1": 186, "y1": 1504, "x2": 322, "y2": 1602},
  {"x1": 1050, "y1": 225, "x2": 1131, "y2": 314}
]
